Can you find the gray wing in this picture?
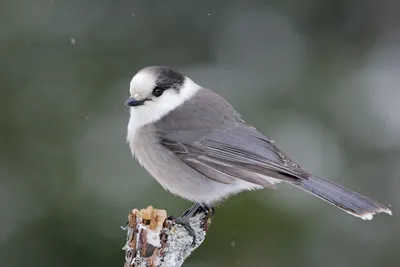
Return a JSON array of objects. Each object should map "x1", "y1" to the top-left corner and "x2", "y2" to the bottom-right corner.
[{"x1": 159, "y1": 124, "x2": 311, "y2": 188}]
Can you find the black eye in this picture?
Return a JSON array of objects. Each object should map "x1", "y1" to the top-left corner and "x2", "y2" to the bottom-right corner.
[{"x1": 152, "y1": 87, "x2": 164, "y2": 97}]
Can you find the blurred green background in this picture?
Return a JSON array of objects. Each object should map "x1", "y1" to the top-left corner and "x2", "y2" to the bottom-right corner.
[{"x1": 1, "y1": 0, "x2": 399, "y2": 266}]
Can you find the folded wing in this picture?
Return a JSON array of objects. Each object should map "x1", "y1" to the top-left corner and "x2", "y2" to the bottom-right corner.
[{"x1": 159, "y1": 125, "x2": 311, "y2": 187}]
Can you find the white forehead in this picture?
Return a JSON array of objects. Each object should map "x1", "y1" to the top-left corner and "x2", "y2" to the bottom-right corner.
[{"x1": 129, "y1": 70, "x2": 157, "y2": 96}]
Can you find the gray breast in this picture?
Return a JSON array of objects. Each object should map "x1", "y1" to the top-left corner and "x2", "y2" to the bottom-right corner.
[{"x1": 132, "y1": 89, "x2": 261, "y2": 204}]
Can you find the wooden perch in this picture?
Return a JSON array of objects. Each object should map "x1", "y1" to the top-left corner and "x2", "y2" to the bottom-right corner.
[{"x1": 122, "y1": 206, "x2": 212, "y2": 267}]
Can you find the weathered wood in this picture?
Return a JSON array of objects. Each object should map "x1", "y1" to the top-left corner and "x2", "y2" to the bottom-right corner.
[{"x1": 122, "y1": 206, "x2": 212, "y2": 267}]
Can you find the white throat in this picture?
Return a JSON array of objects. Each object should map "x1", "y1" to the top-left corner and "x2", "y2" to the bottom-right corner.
[{"x1": 126, "y1": 77, "x2": 201, "y2": 145}]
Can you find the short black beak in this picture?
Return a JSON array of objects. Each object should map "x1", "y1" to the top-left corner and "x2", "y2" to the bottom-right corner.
[{"x1": 125, "y1": 97, "x2": 147, "y2": 107}]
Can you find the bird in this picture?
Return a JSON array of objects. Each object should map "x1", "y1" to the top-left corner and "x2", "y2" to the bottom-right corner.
[{"x1": 125, "y1": 66, "x2": 391, "y2": 239}]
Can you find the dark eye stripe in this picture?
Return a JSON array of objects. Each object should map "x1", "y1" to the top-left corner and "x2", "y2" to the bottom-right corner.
[{"x1": 155, "y1": 67, "x2": 185, "y2": 91}]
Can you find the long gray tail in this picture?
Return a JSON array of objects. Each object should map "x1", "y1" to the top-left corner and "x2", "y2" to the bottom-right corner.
[{"x1": 295, "y1": 176, "x2": 392, "y2": 220}]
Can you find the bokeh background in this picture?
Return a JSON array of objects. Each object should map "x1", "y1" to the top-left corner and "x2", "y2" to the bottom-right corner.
[{"x1": 1, "y1": 0, "x2": 399, "y2": 266}]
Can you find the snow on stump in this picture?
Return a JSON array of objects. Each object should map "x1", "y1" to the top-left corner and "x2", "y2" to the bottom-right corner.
[{"x1": 122, "y1": 206, "x2": 212, "y2": 267}]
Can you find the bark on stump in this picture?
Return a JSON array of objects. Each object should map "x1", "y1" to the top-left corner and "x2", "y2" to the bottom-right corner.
[{"x1": 122, "y1": 206, "x2": 212, "y2": 267}]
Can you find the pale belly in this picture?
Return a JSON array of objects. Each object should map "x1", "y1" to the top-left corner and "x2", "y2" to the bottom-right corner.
[{"x1": 128, "y1": 125, "x2": 262, "y2": 205}]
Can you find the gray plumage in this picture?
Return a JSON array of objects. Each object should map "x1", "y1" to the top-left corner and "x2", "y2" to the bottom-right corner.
[{"x1": 127, "y1": 66, "x2": 392, "y2": 220}]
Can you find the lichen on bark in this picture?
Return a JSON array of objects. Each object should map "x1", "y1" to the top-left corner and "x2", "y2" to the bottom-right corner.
[{"x1": 122, "y1": 206, "x2": 212, "y2": 267}]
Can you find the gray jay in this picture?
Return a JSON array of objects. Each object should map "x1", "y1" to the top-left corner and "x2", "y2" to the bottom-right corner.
[{"x1": 126, "y1": 66, "x2": 391, "y2": 231}]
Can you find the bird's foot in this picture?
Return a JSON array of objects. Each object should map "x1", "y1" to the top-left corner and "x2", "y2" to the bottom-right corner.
[
  {"x1": 175, "y1": 216, "x2": 197, "y2": 246},
  {"x1": 181, "y1": 203, "x2": 215, "y2": 218},
  {"x1": 168, "y1": 203, "x2": 215, "y2": 247},
  {"x1": 167, "y1": 214, "x2": 197, "y2": 247}
]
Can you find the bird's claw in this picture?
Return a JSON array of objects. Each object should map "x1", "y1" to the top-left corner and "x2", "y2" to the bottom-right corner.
[
  {"x1": 167, "y1": 215, "x2": 196, "y2": 246},
  {"x1": 168, "y1": 203, "x2": 215, "y2": 247},
  {"x1": 175, "y1": 217, "x2": 197, "y2": 247}
]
